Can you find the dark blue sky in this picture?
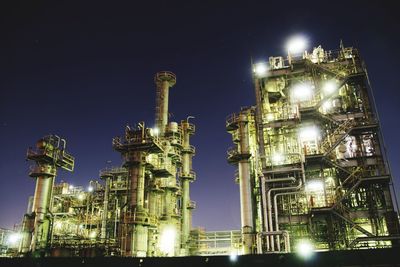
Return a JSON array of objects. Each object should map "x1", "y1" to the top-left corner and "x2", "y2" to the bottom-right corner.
[{"x1": 1, "y1": 1, "x2": 399, "y2": 230}]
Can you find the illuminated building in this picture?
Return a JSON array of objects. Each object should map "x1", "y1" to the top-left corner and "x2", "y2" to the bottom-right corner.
[{"x1": 227, "y1": 40, "x2": 400, "y2": 253}]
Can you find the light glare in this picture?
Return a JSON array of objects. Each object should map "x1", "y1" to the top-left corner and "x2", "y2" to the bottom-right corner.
[
  {"x1": 287, "y1": 35, "x2": 308, "y2": 54},
  {"x1": 296, "y1": 240, "x2": 314, "y2": 259},
  {"x1": 7, "y1": 233, "x2": 22, "y2": 246},
  {"x1": 323, "y1": 81, "x2": 337, "y2": 95},
  {"x1": 299, "y1": 126, "x2": 319, "y2": 141},
  {"x1": 254, "y1": 63, "x2": 268, "y2": 77},
  {"x1": 291, "y1": 82, "x2": 313, "y2": 102},
  {"x1": 160, "y1": 226, "x2": 176, "y2": 256},
  {"x1": 229, "y1": 252, "x2": 238, "y2": 262},
  {"x1": 306, "y1": 180, "x2": 324, "y2": 192}
]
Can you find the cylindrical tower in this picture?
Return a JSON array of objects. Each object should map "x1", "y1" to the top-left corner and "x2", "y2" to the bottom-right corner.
[
  {"x1": 237, "y1": 113, "x2": 254, "y2": 254},
  {"x1": 25, "y1": 135, "x2": 74, "y2": 254},
  {"x1": 179, "y1": 119, "x2": 196, "y2": 255},
  {"x1": 154, "y1": 71, "x2": 176, "y2": 136}
]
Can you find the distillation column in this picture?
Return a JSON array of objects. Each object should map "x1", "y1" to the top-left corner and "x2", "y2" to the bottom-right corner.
[
  {"x1": 155, "y1": 71, "x2": 176, "y2": 136},
  {"x1": 237, "y1": 114, "x2": 254, "y2": 254},
  {"x1": 24, "y1": 135, "x2": 74, "y2": 254},
  {"x1": 180, "y1": 119, "x2": 196, "y2": 255}
]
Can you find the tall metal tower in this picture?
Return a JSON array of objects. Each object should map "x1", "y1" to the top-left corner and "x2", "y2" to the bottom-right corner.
[
  {"x1": 112, "y1": 71, "x2": 197, "y2": 256},
  {"x1": 227, "y1": 43, "x2": 400, "y2": 253},
  {"x1": 21, "y1": 135, "x2": 74, "y2": 255}
]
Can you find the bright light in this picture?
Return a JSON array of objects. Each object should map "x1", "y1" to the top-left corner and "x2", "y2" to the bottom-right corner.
[
  {"x1": 272, "y1": 152, "x2": 285, "y2": 165},
  {"x1": 322, "y1": 80, "x2": 337, "y2": 95},
  {"x1": 78, "y1": 193, "x2": 85, "y2": 201},
  {"x1": 266, "y1": 113, "x2": 274, "y2": 121},
  {"x1": 287, "y1": 35, "x2": 308, "y2": 54},
  {"x1": 229, "y1": 252, "x2": 238, "y2": 262},
  {"x1": 88, "y1": 186, "x2": 94, "y2": 192},
  {"x1": 7, "y1": 233, "x2": 22, "y2": 246},
  {"x1": 254, "y1": 62, "x2": 268, "y2": 77},
  {"x1": 296, "y1": 240, "x2": 314, "y2": 259},
  {"x1": 291, "y1": 82, "x2": 314, "y2": 102},
  {"x1": 160, "y1": 226, "x2": 176, "y2": 256},
  {"x1": 89, "y1": 231, "x2": 97, "y2": 239},
  {"x1": 305, "y1": 180, "x2": 324, "y2": 192},
  {"x1": 69, "y1": 185, "x2": 74, "y2": 190},
  {"x1": 299, "y1": 126, "x2": 319, "y2": 141},
  {"x1": 152, "y1": 127, "x2": 159, "y2": 136}
]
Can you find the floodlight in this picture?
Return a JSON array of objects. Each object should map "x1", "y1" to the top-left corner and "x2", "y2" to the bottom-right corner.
[
  {"x1": 89, "y1": 231, "x2": 97, "y2": 239},
  {"x1": 299, "y1": 126, "x2": 319, "y2": 141},
  {"x1": 296, "y1": 240, "x2": 314, "y2": 259},
  {"x1": 287, "y1": 35, "x2": 308, "y2": 54},
  {"x1": 229, "y1": 252, "x2": 238, "y2": 262},
  {"x1": 254, "y1": 62, "x2": 268, "y2": 77},
  {"x1": 322, "y1": 80, "x2": 337, "y2": 95},
  {"x1": 291, "y1": 82, "x2": 314, "y2": 102},
  {"x1": 266, "y1": 113, "x2": 274, "y2": 122},
  {"x1": 7, "y1": 233, "x2": 22, "y2": 246},
  {"x1": 305, "y1": 180, "x2": 324, "y2": 192},
  {"x1": 152, "y1": 127, "x2": 159, "y2": 136},
  {"x1": 160, "y1": 226, "x2": 176, "y2": 256},
  {"x1": 88, "y1": 186, "x2": 94, "y2": 192},
  {"x1": 78, "y1": 193, "x2": 85, "y2": 201}
]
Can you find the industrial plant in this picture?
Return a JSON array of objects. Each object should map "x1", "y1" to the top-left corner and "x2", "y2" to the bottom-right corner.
[
  {"x1": 1, "y1": 39, "x2": 399, "y2": 259},
  {"x1": 227, "y1": 38, "x2": 400, "y2": 254}
]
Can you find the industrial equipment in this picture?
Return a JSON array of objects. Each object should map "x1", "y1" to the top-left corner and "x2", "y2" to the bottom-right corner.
[{"x1": 227, "y1": 42, "x2": 400, "y2": 254}]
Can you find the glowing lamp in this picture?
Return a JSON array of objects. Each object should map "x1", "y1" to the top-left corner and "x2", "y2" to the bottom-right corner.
[
  {"x1": 299, "y1": 126, "x2": 319, "y2": 141},
  {"x1": 323, "y1": 80, "x2": 337, "y2": 95},
  {"x1": 254, "y1": 63, "x2": 268, "y2": 77},
  {"x1": 160, "y1": 226, "x2": 176, "y2": 256},
  {"x1": 305, "y1": 180, "x2": 324, "y2": 192},
  {"x1": 296, "y1": 240, "x2": 314, "y2": 259},
  {"x1": 7, "y1": 233, "x2": 22, "y2": 246},
  {"x1": 291, "y1": 82, "x2": 314, "y2": 102},
  {"x1": 287, "y1": 35, "x2": 308, "y2": 54}
]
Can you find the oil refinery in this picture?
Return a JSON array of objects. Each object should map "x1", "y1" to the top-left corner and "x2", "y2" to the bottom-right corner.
[{"x1": 1, "y1": 39, "x2": 399, "y2": 260}]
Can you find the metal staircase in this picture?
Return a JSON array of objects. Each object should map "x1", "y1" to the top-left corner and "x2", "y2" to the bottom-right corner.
[{"x1": 320, "y1": 119, "x2": 357, "y2": 156}]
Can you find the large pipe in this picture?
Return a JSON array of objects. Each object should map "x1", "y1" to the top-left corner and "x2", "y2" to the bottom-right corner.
[
  {"x1": 266, "y1": 177, "x2": 302, "y2": 251},
  {"x1": 273, "y1": 187, "x2": 303, "y2": 251},
  {"x1": 31, "y1": 171, "x2": 55, "y2": 252},
  {"x1": 154, "y1": 71, "x2": 176, "y2": 136},
  {"x1": 237, "y1": 113, "x2": 254, "y2": 254},
  {"x1": 101, "y1": 177, "x2": 110, "y2": 239},
  {"x1": 253, "y1": 70, "x2": 270, "y2": 252}
]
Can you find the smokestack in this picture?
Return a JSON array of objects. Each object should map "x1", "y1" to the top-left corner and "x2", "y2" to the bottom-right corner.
[{"x1": 154, "y1": 71, "x2": 176, "y2": 136}]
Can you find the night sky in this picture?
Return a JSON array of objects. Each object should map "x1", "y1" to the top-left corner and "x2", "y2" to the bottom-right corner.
[{"x1": 1, "y1": 1, "x2": 400, "y2": 231}]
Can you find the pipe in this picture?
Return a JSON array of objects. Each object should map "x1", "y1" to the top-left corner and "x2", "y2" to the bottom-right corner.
[
  {"x1": 237, "y1": 113, "x2": 254, "y2": 254},
  {"x1": 273, "y1": 187, "x2": 303, "y2": 251},
  {"x1": 266, "y1": 177, "x2": 302, "y2": 251},
  {"x1": 253, "y1": 74, "x2": 269, "y2": 253},
  {"x1": 261, "y1": 175, "x2": 296, "y2": 251},
  {"x1": 260, "y1": 175, "x2": 270, "y2": 250},
  {"x1": 154, "y1": 72, "x2": 176, "y2": 136},
  {"x1": 256, "y1": 231, "x2": 290, "y2": 252},
  {"x1": 265, "y1": 177, "x2": 296, "y2": 183},
  {"x1": 101, "y1": 177, "x2": 110, "y2": 239}
]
